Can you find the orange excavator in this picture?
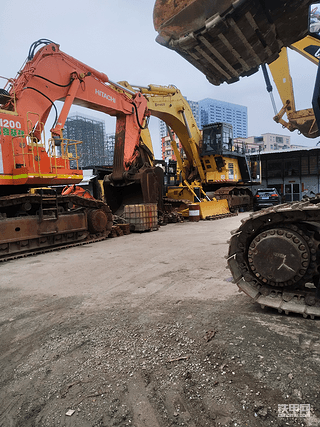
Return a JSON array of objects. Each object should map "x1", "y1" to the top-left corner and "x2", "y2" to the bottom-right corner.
[
  {"x1": 153, "y1": 1, "x2": 320, "y2": 318},
  {"x1": 0, "y1": 39, "x2": 162, "y2": 260}
]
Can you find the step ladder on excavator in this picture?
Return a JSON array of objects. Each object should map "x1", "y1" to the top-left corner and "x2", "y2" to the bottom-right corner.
[{"x1": 38, "y1": 189, "x2": 59, "y2": 223}]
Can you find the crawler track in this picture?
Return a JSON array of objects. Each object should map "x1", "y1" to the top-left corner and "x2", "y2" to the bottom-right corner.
[
  {"x1": 0, "y1": 232, "x2": 110, "y2": 263},
  {"x1": 228, "y1": 200, "x2": 320, "y2": 318},
  {"x1": 0, "y1": 194, "x2": 113, "y2": 262}
]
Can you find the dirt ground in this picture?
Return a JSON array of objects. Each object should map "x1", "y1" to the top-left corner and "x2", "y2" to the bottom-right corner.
[{"x1": 0, "y1": 213, "x2": 320, "y2": 427}]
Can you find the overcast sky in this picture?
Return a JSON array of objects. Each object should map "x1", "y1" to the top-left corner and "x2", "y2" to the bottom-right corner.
[{"x1": 1, "y1": 0, "x2": 318, "y2": 158}]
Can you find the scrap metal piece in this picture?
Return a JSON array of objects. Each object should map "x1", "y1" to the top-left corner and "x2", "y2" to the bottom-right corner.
[{"x1": 215, "y1": 186, "x2": 252, "y2": 212}]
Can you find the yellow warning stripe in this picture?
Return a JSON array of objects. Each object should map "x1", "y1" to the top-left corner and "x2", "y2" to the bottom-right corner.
[
  {"x1": 0, "y1": 174, "x2": 28, "y2": 180},
  {"x1": 0, "y1": 174, "x2": 83, "y2": 180},
  {"x1": 0, "y1": 109, "x2": 18, "y2": 116}
]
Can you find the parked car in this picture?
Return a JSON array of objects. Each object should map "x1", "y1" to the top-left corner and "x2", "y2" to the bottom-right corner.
[{"x1": 253, "y1": 188, "x2": 281, "y2": 211}]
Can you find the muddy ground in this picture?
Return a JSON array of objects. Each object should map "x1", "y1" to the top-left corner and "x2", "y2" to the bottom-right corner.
[{"x1": 0, "y1": 213, "x2": 320, "y2": 427}]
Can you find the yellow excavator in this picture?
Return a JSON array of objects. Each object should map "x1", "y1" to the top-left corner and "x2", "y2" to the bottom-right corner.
[
  {"x1": 118, "y1": 81, "x2": 261, "y2": 219},
  {"x1": 153, "y1": 0, "x2": 320, "y2": 318}
]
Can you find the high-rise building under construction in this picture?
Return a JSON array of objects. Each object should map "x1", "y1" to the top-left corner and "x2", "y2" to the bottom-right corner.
[{"x1": 63, "y1": 114, "x2": 114, "y2": 167}]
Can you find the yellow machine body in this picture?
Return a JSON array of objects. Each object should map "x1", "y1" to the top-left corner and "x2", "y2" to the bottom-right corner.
[{"x1": 201, "y1": 155, "x2": 243, "y2": 184}]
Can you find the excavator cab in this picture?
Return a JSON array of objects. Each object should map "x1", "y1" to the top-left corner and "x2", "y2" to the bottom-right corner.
[
  {"x1": 201, "y1": 122, "x2": 261, "y2": 184},
  {"x1": 308, "y1": 3, "x2": 320, "y2": 130},
  {"x1": 201, "y1": 123, "x2": 233, "y2": 156},
  {"x1": 309, "y1": 3, "x2": 320, "y2": 39}
]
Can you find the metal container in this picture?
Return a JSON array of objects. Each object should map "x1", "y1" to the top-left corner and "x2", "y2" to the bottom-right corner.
[
  {"x1": 123, "y1": 204, "x2": 158, "y2": 232},
  {"x1": 188, "y1": 203, "x2": 200, "y2": 222}
]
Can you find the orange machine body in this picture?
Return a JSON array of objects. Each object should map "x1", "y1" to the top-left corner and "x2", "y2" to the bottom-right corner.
[
  {"x1": 62, "y1": 184, "x2": 95, "y2": 199},
  {"x1": 0, "y1": 110, "x2": 82, "y2": 187}
]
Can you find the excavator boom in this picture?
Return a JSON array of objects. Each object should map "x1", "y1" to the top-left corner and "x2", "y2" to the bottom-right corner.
[{"x1": 3, "y1": 40, "x2": 149, "y2": 181}]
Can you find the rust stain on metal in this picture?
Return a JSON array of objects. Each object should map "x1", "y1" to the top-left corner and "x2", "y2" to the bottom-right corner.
[
  {"x1": 215, "y1": 186, "x2": 252, "y2": 211},
  {"x1": 154, "y1": 0, "x2": 231, "y2": 37},
  {"x1": 154, "y1": 0, "x2": 311, "y2": 86}
]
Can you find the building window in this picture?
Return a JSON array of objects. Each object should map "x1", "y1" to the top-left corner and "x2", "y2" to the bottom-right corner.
[
  {"x1": 310, "y1": 155, "x2": 317, "y2": 174},
  {"x1": 301, "y1": 157, "x2": 309, "y2": 175},
  {"x1": 285, "y1": 183, "x2": 300, "y2": 202},
  {"x1": 261, "y1": 160, "x2": 267, "y2": 177},
  {"x1": 284, "y1": 159, "x2": 300, "y2": 176},
  {"x1": 267, "y1": 160, "x2": 282, "y2": 178}
]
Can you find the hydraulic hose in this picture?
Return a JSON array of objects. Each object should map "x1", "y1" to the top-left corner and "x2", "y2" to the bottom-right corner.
[
  {"x1": 132, "y1": 101, "x2": 150, "y2": 130},
  {"x1": 23, "y1": 86, "x2": 58, "y2": 128},
  {"x1": 33, "y1": 75, "x2": 73, "y2": 88}
]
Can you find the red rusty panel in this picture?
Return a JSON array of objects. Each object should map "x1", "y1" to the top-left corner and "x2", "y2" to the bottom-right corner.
[
  {"x1": 153, "y1": 0, "x2": 232, "y2": 38},
  {"x1": 0, "y1": 213, "x2": 87, "y2": 244}
]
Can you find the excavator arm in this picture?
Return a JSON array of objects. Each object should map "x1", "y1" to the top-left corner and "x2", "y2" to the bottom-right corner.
[
  {"x1": 134, "y1": 84, "x2": 204, "y2": 182},
  {"x1": 153, "y1": 1, "x2": 320, "y2": 139},
  {"x1": 261, "y1": 36, "x2": 320, "y2": 138},
  {"x1": 3, "y1": 40, "x2": 149, "y2": 178}
]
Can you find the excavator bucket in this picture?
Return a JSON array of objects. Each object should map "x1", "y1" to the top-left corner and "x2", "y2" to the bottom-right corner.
[
  {"x1": 179, "y1": 199, "x2": 231, "y2": 219},
  {"x1": 103, "y1": 166, "x2": 164, "y2": 215},
  {"x1": 153, "y1": 0, "x2": 312, "y2": 85},
  {"x1": 166, "y1": 182, "x2": 232, "y2": 219},
  {"x1": 198, "y1": 199, "x2": 230, "y2": 219}
]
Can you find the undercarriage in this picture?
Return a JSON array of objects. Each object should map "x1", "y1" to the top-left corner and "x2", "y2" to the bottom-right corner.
[
  {"x1": 228, "y1": 199, "x2": 320, "y2": 318},
  {"x1": 0, "y1": 193, "x2": 113, "y2": 262}
]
